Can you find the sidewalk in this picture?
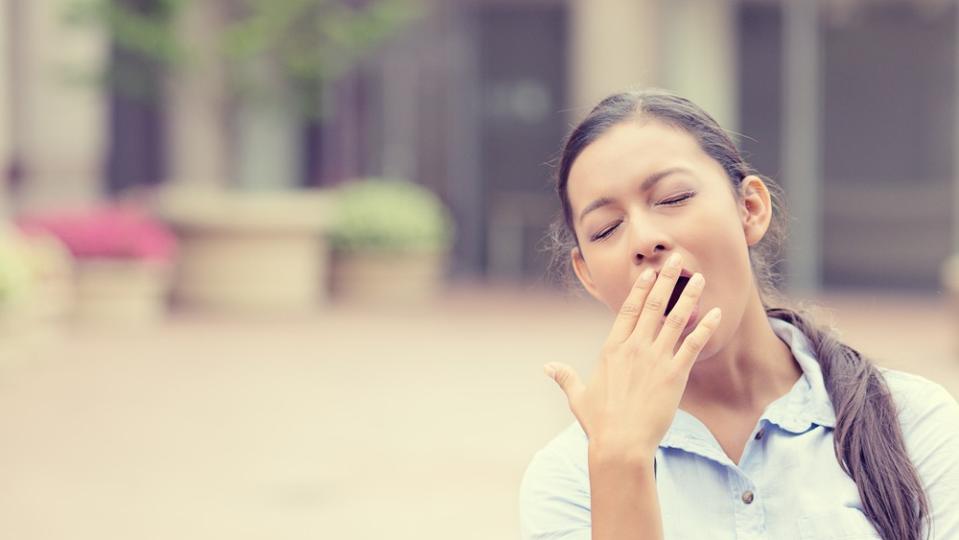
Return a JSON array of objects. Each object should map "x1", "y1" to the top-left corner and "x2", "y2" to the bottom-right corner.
[{"x1": 0, "y1": 285, "x2": 955, "y2": 539}]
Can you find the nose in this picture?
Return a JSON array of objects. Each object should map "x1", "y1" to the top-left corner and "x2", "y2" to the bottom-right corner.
[{"x1": 628, "y1": 218, "x2": 671, "y2": 264}]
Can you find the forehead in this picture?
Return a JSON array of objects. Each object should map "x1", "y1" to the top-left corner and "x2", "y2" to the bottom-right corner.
[{"x1": 567, "y1": 120, "x2": 723, "y2": 207}]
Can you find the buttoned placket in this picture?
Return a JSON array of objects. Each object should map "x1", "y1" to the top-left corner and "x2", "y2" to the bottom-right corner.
[
  {"x1": 659, "y1": 412, "x2": 772, "y2": 539},
  {"x1": 725, "y1": 420, "x2": 770, "y2": 540}
]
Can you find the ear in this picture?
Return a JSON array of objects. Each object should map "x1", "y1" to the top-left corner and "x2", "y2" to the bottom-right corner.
[
  {"x1": 570, "y1": 246, "x2": 604, "y2": 302},
  {"x1": 739, "y1": 175, "x2": 773, "y2": 247}
]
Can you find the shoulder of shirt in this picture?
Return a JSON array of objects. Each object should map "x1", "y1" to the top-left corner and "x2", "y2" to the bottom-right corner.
[
  {"x1": 877, "y1": 367, "x2": 959, "y2": 426},
  {"x1": 522, "y1": 421, "x2": 589, "y2": 479},
  {"x1": 519, "y1": 422, "x2": 593, "y2": 538}
]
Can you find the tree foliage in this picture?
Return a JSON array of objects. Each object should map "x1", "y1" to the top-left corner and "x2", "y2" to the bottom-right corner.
[{"x1": 65, "y1": 0, "x2": 419, "y2": 114}]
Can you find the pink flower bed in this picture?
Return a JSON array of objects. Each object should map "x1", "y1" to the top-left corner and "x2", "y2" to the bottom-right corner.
[{"x1": 16, "y1": 205, "x2": 177, "y2": 262}]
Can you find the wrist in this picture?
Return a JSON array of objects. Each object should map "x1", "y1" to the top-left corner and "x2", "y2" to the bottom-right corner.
[{"x1": 588, "y1": 442, "x2": 657, "y2": 472}]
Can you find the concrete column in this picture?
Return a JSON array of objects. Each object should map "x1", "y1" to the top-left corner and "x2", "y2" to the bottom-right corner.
[
  {"x1": 14, "y1": 0, "x2": 107, "y2": 210},
  {"x1": 233, "y1": 58, "x2": 301, "y2": 190},
  {"x1": 663, "y1": 0, "x2": 739, "y2": 131},
  {"x1": 444, "y1": 4, "x2": 483, "y2": 278},
  {"x1": 782, "y1": 0, "x2": 823, "y2": 293},
  {"x1": 165, "y1": 1, "x2": 230, "y2": 188},
  {"x1": 380, "y1": 39, "x2": 418, "y2": 183},
  {"x1": 569, "y1": 0, "x2": 664, "y2": 114},
  {"x1": 954, "y1": 3, "x2": 959, "y2": 256},
  {"x1": 0, "y1": 0, "x2": 10, "y2": 216}
]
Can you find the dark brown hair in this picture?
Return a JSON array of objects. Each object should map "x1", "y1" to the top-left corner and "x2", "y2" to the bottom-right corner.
[{"x1": 547, "y1": 88, "x2": 930, "y2": 540}]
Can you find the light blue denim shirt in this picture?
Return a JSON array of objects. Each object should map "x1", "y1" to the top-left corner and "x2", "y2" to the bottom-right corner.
[{"x1": 520, "y1": 317, "x2": 959, "y2": 539}]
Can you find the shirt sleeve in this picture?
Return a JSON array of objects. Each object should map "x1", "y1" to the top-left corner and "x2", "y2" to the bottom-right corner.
[
  {"x1": 519, "y1": 447, "x2": 592, "y2": 540},
  {"x1": 898, "y1": 380, "x2": 959, "y2": 539}
]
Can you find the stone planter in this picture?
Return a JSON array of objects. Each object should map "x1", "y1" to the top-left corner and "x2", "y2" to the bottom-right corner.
[
  {"x1": 0, "y1": 307, "x2": 50, "y2": 365},
  {"x1": 0, "y1": 301, "x2": 34, "y2": 353},
  {"x1": 19, "y1": 232, "x2": 74, "y2": 325},
  {"x1": 159, "y1": 189, "x2": 331, "y2": 314},
  {"x1": 331, "y1": 249, "x2": 448, "y2": 305},
  {"x1": 0, "y1": 230, "x2": 71, "y2": 359},
  {"x1": 73, "y1": 258, "x2": 171, "y2": 325}
]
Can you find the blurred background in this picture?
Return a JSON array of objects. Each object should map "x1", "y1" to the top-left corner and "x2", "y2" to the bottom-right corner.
[{"x1": 0, "y1": 0, "x2": 957, "y2": 538}]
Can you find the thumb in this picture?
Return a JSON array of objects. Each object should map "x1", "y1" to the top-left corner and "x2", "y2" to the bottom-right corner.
[{"x1": 543, "y1": 362, "x2": 586, "y2": 406}]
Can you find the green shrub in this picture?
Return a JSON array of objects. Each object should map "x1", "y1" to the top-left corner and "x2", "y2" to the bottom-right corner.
[
  {"x1": 328, "y1": 179, "x2": 454, "y2": 252},
  {"x1": 0, "y1": 227, "x2": 34, "y2": 309}
]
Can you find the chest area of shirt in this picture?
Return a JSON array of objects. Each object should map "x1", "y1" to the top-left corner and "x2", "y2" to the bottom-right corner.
[{"x1": 655, "y1": 429, "x2": 880, "y2": 540}]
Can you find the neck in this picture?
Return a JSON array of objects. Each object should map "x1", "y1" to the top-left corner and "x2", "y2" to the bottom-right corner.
[{"x1": 680, "y1": 286, "x2": 802, "y2": 413}]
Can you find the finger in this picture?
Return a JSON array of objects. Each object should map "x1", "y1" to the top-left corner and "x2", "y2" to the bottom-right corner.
[
  {"x1": 654, "y1": 272, "x2": 705, "y2": 350},
  {"x1": 633, "y1": 252, "x2": 683, "y2": 341},
  {"x1": 674, "y1": 307, "x2": 722, "y2": 370},
  {"x1": 543, "y1": 362, "x2": 586, "y2": 411},
  {"x1": 608, "y1": 268, "x2": 656, "y2": 343}
]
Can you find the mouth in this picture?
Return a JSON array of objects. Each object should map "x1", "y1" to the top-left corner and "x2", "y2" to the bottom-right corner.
[{"x1": 664, "y1": 271, "x2": 693, "y2": 317}]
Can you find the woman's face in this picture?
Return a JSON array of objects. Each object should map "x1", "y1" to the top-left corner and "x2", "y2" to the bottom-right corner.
[{"x1": 567, "y1": 119, "x2": 770, "y2": 353}]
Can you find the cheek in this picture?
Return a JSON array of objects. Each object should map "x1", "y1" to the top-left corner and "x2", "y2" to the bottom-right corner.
[
  {"x1": 686, "y1": 209, "x2": 754, "y2": 320},
  {"x1": 598, "y1": 267, "x2": 634, "y2": 312},
  {"x1": 694, "y1": 206, "x2": 753, "y2": 275}
]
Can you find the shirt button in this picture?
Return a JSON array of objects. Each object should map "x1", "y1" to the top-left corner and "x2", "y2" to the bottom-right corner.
[
  {"x1": 754, "y1": 429, "x2": 765, "y2": 440},
  {"x1": 741, "y1": 490, "x2": 755, "y2": 504}
]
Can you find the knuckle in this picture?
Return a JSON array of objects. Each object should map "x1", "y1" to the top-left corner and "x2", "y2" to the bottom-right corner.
[
  {"x1": 685, "y1": 333, "x2": 707, "y2": 351},
  {"x1": 664, "y1": 312, "x2": 687, "y2": 330},
  {"x1": 620, "y1": 341, "x2": 644, "y2": 359},
  {"x1": 619, "y1": 302, "x2": 642, "y2": 316},
  {"x1": 698, "y1": 320, "x2": 717, "y2": 334},
  {"x1": 633, "y1": 276, "x2": 653, "y2": 290},
  {"x1": 684, "y1": 281, "x2": 704, "y2": 298},
  {"x1": 644, "y1": 296, "x2": 665, "y2": 312},
  {"x1": 662, "y1": 266, "x2": 681, "y2": 279},
  {"x1": 663, "y1": 365, "x2": 684, "y2": 383},
  {"x1": 702, "y1": 315, "x2": 721, "y2": 331}
]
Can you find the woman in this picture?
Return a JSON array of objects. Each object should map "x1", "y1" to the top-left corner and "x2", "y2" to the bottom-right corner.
[{"x1": 520, "y1": 89, "x2": 959, "y2": 540}]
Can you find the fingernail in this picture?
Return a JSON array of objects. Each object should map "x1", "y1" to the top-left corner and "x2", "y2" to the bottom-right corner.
[
  {"x1": 543, "y1": 364, "x2": 556, "y2": 378},
  {"x1": 640, "y1": 268, "x2": 655, "y2": 283},
  {"x1": 668, "y1": 253, "x2": 681, "y2": 268}
]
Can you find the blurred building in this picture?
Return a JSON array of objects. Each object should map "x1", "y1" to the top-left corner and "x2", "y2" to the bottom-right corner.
[{"x1": 1, "y1": 0, "x2": 957, "y2": 291}]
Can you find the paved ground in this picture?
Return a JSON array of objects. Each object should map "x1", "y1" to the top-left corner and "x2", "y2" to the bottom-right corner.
[{"x1": 0, "y1": 284, "x2": 956, "y2": 539}]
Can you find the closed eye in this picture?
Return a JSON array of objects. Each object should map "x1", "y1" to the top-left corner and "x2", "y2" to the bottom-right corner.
[
  {"x1": 661, "y1": 192, "x2": 694, "y2": 206},
  {"x1": 589, "y1": 192, "x2": 694, "y2": 242},
  {"x1": 591, "y1": 222, "x2": 621, "y2": 242}
]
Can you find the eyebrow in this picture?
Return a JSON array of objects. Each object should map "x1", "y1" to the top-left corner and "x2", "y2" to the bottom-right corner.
[{"x1": 577, "y1": 167, "x2": 691, "y2": 224}]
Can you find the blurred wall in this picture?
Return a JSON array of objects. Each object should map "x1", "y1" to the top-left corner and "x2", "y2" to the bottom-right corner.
[
  {"x1": 0, "y1": 0, "x2": 10, "y2": 216},
  {"x1": 3, "y1": 0, "x2": 958, "y2": 292},
  {"x1": 820, "y1": 2, "x2": 955, "y2": 289}
]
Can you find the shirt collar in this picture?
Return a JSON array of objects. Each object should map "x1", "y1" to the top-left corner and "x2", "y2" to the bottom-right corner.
[
  {"x1": 763, "y1": 316, "x2": 837, "y2": 432},
  {"x1": 659, "y1": 315, "x2": 836, "y2": 456}
]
